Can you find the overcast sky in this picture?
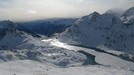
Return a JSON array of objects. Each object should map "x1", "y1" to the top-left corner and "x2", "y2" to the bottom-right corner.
[{"x1": 0, "y1": 0, "x2": 133, "y2": 21}]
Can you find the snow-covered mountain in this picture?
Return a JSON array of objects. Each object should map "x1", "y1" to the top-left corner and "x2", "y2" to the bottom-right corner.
[
  {"x1": 0, "y1": 20, "x2": 86, "y2": 67},
  {"x1": 59, "y1": 7, "x2": 134, "y2": 54},
  {"x1": 119, "y1": 7, "x2": 134, "y2": 53},
  {"x1": 0, "y1": 20, "x2": 41, "y2": 50},
  {"x1": 106, "y1": 8, "x2": 125, "y2": 18},
  {"x1": 59, "y1": 12, "x2": 124, "y2": 50},
  {"x1": 121, "y1": 7, "x2": 134, "y2": 25}
]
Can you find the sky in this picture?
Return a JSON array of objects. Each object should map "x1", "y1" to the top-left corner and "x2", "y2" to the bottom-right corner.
[{"x1": 0, "y1": 0, "x2": 133, "y2": 22}]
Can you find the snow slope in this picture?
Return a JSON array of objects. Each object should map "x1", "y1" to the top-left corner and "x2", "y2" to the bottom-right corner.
[
  {"x1": 0, "y1": 20, "x2": 41, "y2": 49},
  {"x1": 43, "y1": 39, "x2": 134, "y2": 70},
  {"x1": 0, "y1": 60, "x2": 133, "y2": 75},
  {"x1": 0, "y1": 43, "x2": 86, "y2": 67},
  {"x1": 0, "y1": 38, "x2": 134, "y2": 75}
]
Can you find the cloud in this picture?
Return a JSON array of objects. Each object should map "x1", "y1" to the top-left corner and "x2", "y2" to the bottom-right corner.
[
  {"x1": 77, "y1": 0, "x2": 95, "y2": 5},
  {"x1": 27, "y1": 10, "x2": 37, "y2": 14},
  {"x1": 0, "y1": 0, "x2": 133, "y2": 21},
  {"x1": 0, "y1": 0, "x2": 14, "y2": 7}
]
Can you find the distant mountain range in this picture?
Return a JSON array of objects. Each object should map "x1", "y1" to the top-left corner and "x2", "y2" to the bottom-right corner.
[{"x1": 20, "y1": 18, "x2": 78, "y2": 37}]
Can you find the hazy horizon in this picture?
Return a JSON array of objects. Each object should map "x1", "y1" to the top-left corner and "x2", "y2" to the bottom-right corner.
[{"x1": 0, "y1": 0, "x2": 133, "y2": 22}]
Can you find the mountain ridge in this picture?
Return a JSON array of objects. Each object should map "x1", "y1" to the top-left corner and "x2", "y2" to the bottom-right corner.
[{"x1": 58, "y1": 7, "x2": 134, "y2": 54}]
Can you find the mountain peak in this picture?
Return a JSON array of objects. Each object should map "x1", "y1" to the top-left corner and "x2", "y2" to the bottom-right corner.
[
  {"x1": 0, "y1": 20, "x2": 40, "y2": 38},
  {"x1": 121, "y1": 7, "x2": 134, "y2": 24},
  {"x1": 122, "y1": 7, "x2": 134, "y2": 17},
  {"x1": 91, "y1": 11, "x2": 100, "y2": 16},
  {"x1": 0, "y1": 20, "x2": 17, "y2": 29},
  {"x1": 87, "y1": 11, "x2": 100, "y2": 23},
  {"x1": 106, "y1": 8, "x2": 125, "y2": 18},
  {"x1": 0, "y1": 20, "x2": 41, "y2": 49},
  {"x1": 76, "y1": 11, "x2": 100, "y2": 23},
  {"x1": 88, "y1": 11, "x2": 100, "y2": 18}
]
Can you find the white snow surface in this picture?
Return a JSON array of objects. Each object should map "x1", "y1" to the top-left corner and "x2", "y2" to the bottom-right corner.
[
  {"x1": 43, "y1": 39, "x2": 134, "y2": 70},
  {"x1": 0, "y1": 60, "x2": 133, "y2": 75},
  {"x1": 0, "y1": 38, "x2": 134, "y2": 75}
]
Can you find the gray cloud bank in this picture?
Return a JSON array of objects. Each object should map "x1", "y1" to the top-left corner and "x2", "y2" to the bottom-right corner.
[{"x1": 0, "y1": 0, "x2": 133, "y2": 21}]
